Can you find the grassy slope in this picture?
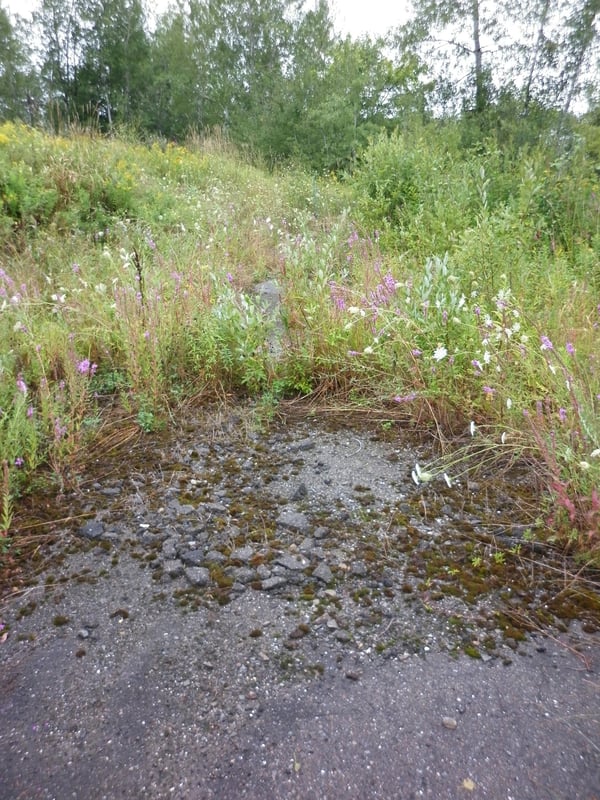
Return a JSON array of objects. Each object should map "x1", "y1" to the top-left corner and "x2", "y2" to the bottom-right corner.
[{"x1": 0, "y1": 121, "x2": 599, "y2": 561}]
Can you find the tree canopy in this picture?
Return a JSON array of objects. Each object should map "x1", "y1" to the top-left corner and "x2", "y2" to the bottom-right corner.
[{"x1": 0, "y1": 0, "x2": 598, "y2": 169}]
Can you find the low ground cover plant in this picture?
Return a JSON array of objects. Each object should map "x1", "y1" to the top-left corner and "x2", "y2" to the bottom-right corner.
[{"x1": 0, "y1": 121, "x2": 598, "y2": 565}]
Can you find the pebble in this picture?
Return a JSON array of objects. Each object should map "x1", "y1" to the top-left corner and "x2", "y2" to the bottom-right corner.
[
  {"x1": 313, "y1": 563, "x2": 333, "y2": 583},
  {"x1": 442, "y1": 717, "x2": 458, "y2": 730},
  {"x1": 79, "y1": 520, "x2": 104, "y2": 540},
  {"x1": 261, "y1": 576, "x2": 288, "y2": 591},
  {"x1": 180, "y1": 549, "x2": 205, "y2": 567},
  {"x1": 184, "y1": 567, "x2": 210, "y2": 587},
  {"x1": 335, "y1": 630, "x2": 352, "y2": 643},
  {"x1": 276, "y1": 511, "x2": 310, "y2": 533},
  {"x1": 275, "y1": 553, "x2": 309, "y2": 571},
  {"x1": 164, "y1": 560, "x2": 184, "y2": 578},
  {"x1": 230, "y1": 546, "x2": 254, "y2": 562}
]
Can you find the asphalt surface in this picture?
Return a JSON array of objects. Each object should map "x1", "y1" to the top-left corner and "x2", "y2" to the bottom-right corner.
[{"x1": 1, "y1": 570, "x2": 598, "y2": 800}]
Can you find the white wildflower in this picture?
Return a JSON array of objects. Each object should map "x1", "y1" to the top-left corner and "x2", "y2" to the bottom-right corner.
[
  {"x1": 433, "y1": 344, "x2": 447, "y2": 361},
  {"x1": 412, "y1": 463, "x2": 433, "y2": 485}
]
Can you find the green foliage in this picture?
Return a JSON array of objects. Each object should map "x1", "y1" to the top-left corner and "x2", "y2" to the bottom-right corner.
[{"x1": 0, "y1": 120, "x2": 599, "y2": 557}]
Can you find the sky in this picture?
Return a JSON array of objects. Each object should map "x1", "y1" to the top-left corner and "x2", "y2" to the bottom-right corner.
[{"x1": 2, "y1": 0, "x2": 408, "y2": 39}]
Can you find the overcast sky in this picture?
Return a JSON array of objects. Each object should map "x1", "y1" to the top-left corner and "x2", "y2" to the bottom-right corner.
[{"x1": 3, "y1": 0, "x2": 409, "y2": 38}]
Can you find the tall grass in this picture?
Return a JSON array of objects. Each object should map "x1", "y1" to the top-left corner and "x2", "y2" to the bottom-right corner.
[{"x1": 0, "y1": 120, "x2": 598, "y2": 561}]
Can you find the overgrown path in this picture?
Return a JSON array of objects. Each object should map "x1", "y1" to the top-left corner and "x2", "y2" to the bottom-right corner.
[{"x1": 1, "y1": 407, "x2": 599, "y2": 799}]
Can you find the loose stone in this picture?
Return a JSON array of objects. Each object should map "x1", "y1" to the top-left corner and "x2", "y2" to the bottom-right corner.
[
  {"x1": 313, "y1": 563, "x2": 333, "y2": 583},
  {"x1": 162, "y1": 539, "x2": 178, "y2": 559},
  {"x1": 335, "y1": 629, "x2": 352, "y2": 643},
  {"x1": 233, "y1": 567, "x2": 256, "y2": 584},
  {"x1": 79, "y1": 520, "x2": 104, "y2": 540},
  {"x1": 184, "y1": 567, "x2": 210, "y2": 587},
  {"x1": 275, "y1": 553, "x2": 309, "y2": 571},
  {"x1": 180, "y1": 549, "x2": 205, "y2": 567},
  {"x1": 230, "y1": 546, "x2": 254, "y2": 562},
  {"x1": 164, "y1": 560, "x2": 184, "y2": 578},
  {"x1": 261, "y1": 576, "x2": 288, "y2": 591},
  {"x1": 276, "y1": 511, "x2": 310, "y2": 533}
]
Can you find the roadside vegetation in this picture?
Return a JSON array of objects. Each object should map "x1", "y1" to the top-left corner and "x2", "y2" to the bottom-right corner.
[{"x1": 0, "y1": 118, "x2": 599, "y2": 568}]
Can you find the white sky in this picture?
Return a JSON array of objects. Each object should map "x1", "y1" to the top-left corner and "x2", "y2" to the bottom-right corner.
[{"x1": 2, "y1": 0, "x2": 408, "y2": 39}]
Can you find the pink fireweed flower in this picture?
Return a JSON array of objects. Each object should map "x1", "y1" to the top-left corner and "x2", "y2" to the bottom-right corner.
[
  {"x1": 411, "y1": 349, "x2": 422, "y2": 357},
  {"x1": 54, "y1": 418, "x2": 67, "y2": 440},
  {"x1": 383, "y1": 272, "x2": 397, "y2": 294},
  {"x1": 540, "y1": 335, "x2": 553, "y2": 351},
  {"x1": 76, "y1": 359, "x2": 97, "y2": 376},
  {"x1": 565, "y1": 342, "x2": 575, "y2": 355},
  {"x1": 482, "y1": 385, "x2": 495, "y2": 396},
  {"x1": 329, "y1": 282, "x2": 346, "y2": 311},
  {"x1": 14, "y1": 457, "x2": 24, "y2": 467},
  {"x1": 16, "y1": 375, "x2": 27, "y2": 395},
  {"x1": 559, "y1": 407, "x2": 567, "y2": 423},
  {"x1": 27, "y1": 405, "x2": 34, "y2": 418}
]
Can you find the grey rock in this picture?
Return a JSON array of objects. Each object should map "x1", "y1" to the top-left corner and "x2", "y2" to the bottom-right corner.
[
  {"x1": 442, "y1": 717, "x2": 458, "y2": 730},
  {"x1": 184, "y1": 567, "x2": 210, "y2": 587},
  {"x1": 79, "y1": 520, "x2": 104, "y2": 540},
  {"x1": 164, "y1": 560, "x2": 184, "y2": 578},
  {"x1": 351, "y1": 561, "x2": 368, "y2": 577},
  {"x1": 275, "y1": 553, "x2": 309, "y2": 571},
  {"x1": 162, "y1": 539, "x2": 178, "y2": 559},
  {"x1": 313, "y1": 563, "x2": 333, "y2": 583},
  {"x1": 261, "y1": 576, "x2": 288, "y2": 591},
  {"x1": 230, "y1": 546, "x2": 254, "y2": 563},
  {"x1": 345, "y1": 670, "x2": 362, "y2": 681},
  {"x1": 256, "y1": 564, "x2": 271, "y2": 580},
  {"x1": 79, "y1": 519, "x2": 104, "y2": 539},
  {"x1": 290, "y1": 483, "x2": 308, "y2": 501},
  {"x1": 204, "y1": 550, "x2": 227, "y2": 564},
  {"x1": 288, "y1": 438, "x2": 315, "y2": 452},
  {"x1": 335, "y1": 629, "x2": 352, "y2": 643},
  {"x1": 202, "y1": 502, "x2": 228, "y2": 515},
  {"x1": 276, "y1": 510, "x2": 310, "y2": 533},
  {"x1": 180, "y1": 549, "x2": 204, "y2": 567},
  {"x1": 233, "y1": 567, "x2": 256, "y2": 584}
]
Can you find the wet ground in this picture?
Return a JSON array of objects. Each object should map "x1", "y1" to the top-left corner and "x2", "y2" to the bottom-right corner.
[{"x1": 1, "y1": 406, "x2": 599, "y2": 799}]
